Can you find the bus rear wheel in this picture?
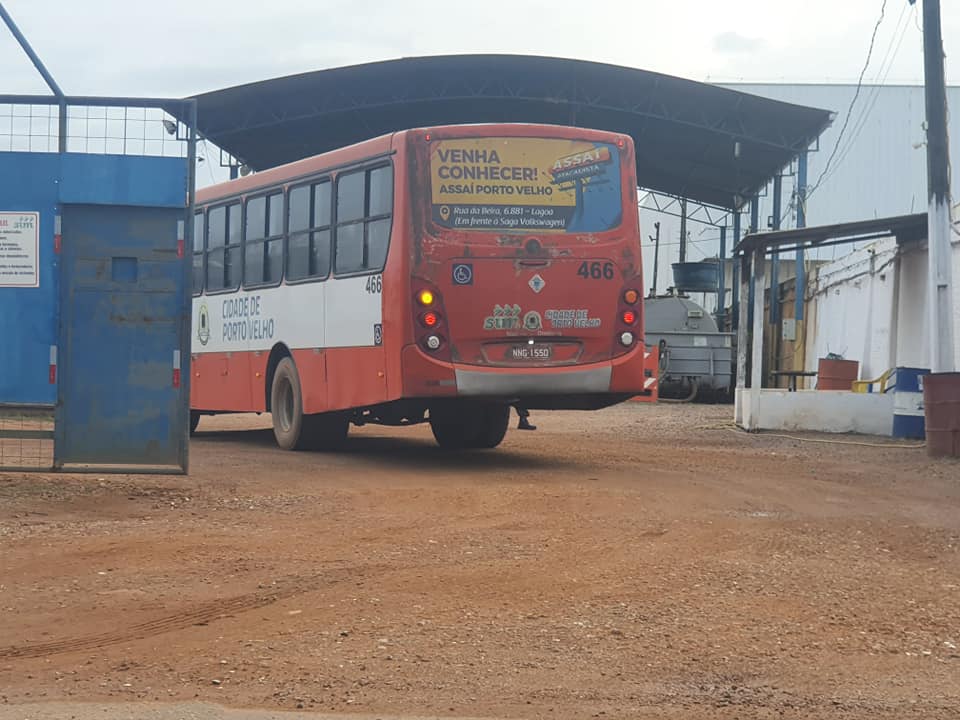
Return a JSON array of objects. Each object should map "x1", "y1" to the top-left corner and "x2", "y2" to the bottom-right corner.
[
  {"x1": 429, "y1": 403, "x2": 510, "y2": 450},
  {"x1": 271, "y1": 357, "x2": 349, "y2": 451}
]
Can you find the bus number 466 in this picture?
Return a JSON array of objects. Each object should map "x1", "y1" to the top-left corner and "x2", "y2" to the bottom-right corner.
[
  {"x1": 577, "y1": 261, "x2": 615, "y2": 280},
  {"x1": 365, "y1": 275, "x2": 383, "y2": 294}
]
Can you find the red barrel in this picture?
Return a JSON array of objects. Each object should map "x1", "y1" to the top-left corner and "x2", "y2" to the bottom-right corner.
[
  {"x1": 817, "y1": 358, "x2": 859, "y2": 391},
  {"x1": 924, "y1": 372, "x2": 960, "y2": 458}
]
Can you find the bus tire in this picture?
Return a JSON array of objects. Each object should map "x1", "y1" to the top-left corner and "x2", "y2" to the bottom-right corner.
[
  {"x1": 189, "y1": 410, "x2": 201, "y2": 436},
  {"x1": 302, "y1": 411, "x2": 349, "y2": 451},
  {"x1": 430, "y1": 403, "x2": 509, "y2": 450},
  {"x1": 270, "y1": 357, "x2": 311, "y2": 451},
  {"x1": 472, "y1": 404, "x2": 510, "y2": 448}
]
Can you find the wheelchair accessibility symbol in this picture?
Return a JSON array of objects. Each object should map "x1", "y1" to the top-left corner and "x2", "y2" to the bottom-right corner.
[{"x1": 452, "y1": 263, "x2": 473, "y2": 286}]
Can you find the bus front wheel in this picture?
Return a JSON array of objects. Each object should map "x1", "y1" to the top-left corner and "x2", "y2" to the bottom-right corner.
[{"x1": 429, "y1": 403, "x2": 510, "y2": 450}]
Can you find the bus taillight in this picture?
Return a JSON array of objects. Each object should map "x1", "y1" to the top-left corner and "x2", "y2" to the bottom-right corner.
[
  {"x1": 614, "y1": 283, "x2": 642, "y2": 354},
  {"x1": 413, "y1": 283, "x2": 451, "y2": 359}
]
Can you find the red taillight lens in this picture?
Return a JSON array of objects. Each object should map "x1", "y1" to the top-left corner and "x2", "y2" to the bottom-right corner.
[
  {"x1": 622, "y1": 310, "x2": 637, "y2": 325},
  {"x1": 421, "y1": 311, "x2": 439, "y2": 328}
]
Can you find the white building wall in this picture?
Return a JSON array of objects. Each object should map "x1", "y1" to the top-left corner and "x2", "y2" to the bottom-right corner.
[{"x1": 803, "y1": 238, "x2": 960, "y2": 380}]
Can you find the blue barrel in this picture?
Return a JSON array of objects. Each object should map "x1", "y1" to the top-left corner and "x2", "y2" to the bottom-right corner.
[{"x1": 891, "y1": 367, "x2": 930, "y2": 439}]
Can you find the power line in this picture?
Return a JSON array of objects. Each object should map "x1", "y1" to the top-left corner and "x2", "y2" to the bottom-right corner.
[
  {"x1": 826, "y1": 5, "x2": 907, "y2": 171},
  {"x1": 819, "y1": 2, "x2": 912, "y2": 187},
  {"x1": 646, "y1": 235, "x2": 724, "y2": 249},
  {"x1": 806, "y1": 0, "x2": 889, "y2": 200}
]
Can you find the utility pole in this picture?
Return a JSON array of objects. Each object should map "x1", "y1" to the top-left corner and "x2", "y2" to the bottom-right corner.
[
  {"x1": 918, "y1": 0, "x2": 956, "y2": 373},
  {"x1": 649, "y1": 221, "x2": 661, "y2": 297}
]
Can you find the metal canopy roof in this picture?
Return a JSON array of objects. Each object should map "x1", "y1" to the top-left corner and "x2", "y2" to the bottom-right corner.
[
  {"x1": 734, "y1": 213, "x2": 928, "y2": 256},
  {"x1": 184, "y1": 54, "x2": 833, "y2": 209}
]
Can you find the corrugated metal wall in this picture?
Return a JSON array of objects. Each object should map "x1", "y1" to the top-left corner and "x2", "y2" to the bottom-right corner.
[{"x1": 639, "y1": 83, "x2": 960, "y2": 303}]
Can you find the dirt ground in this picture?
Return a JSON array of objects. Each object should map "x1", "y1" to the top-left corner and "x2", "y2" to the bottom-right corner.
[{"x1": 1, "y1": 403, "x2": 958, "y2": 719}]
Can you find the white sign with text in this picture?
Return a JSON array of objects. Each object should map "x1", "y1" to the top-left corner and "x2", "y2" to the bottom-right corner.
[{"x1": 0, "y1": 212, "x2": 40, "y2": 288}]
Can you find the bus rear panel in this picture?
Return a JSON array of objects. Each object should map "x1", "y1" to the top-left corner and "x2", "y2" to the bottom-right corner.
[{"x1": 401, "y1": 125, "x2": 656, "y2": 410}]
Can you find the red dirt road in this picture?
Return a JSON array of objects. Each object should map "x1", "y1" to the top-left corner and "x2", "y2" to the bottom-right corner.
[{"x1": 1, "y1": 404, "x2": 958, "y2": 719}]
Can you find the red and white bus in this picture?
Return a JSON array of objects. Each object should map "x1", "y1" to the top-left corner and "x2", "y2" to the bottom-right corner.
[{"x1": 190, "y1": 123, "x2": 657, "y2": 450}]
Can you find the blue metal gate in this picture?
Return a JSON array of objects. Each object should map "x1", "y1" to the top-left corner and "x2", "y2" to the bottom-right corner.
[
  {"x1": 1, "y1": 10, "x2": 196, "y2": 473},
  {"x1": 56, "y1": 204, "x2": 189, "y2": 470},
  {"x1": 0, "y1": 98, "x2": 196, "y2": 474}
]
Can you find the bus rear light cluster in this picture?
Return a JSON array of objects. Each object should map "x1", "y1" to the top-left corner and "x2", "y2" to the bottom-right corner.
[
  {"x1": 413, "y1": 282, "x2": 451, "y2": 359},
  {"x1": 614, "y1": 283, "x2": 642, "y2": 353}
]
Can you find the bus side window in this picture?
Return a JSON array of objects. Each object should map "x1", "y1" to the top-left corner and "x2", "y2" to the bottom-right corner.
[
  {"x1": 206, "y1": 202, "x2": 241, "y2": 292},
  {"x1": 287, "y1": 181, "x2": 331, "y2": 282},
  {"x1": 334, "y1": 164, "x2": 393, "y2": 276},
  {"x1": 192, "y1": 210, "x2": 204, "y2": 296},
  {"x1": 366, "y1": 166, "x2": 393, "y2": 270},
  {"x1": 244, "y1": 193, "x2": 285, "y2": 288},
  {"x1": 266, "y1": 193, "x2": 284, "y2": 284},
  {"x1": 244, "y1": 196, "x2": 266, "y2": 286},
  {"x1": 206, "y1": 206, "x2": 226, "y2": 291}
]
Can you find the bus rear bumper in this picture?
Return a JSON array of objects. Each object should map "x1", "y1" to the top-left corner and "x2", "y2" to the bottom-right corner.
[
  {"x1": 401, "y1": 344, "x2": 657, "y2": 401},
  {"x1": 455, "y1": 366, "x2": 610, "y2": 395}
]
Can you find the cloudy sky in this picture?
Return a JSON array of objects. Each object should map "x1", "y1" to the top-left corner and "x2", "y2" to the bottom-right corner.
[{"x1": 1, "y1": 0, "x2": 956, "y2": 98}]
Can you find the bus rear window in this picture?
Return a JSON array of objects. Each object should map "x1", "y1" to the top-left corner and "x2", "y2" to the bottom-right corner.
[{"x1": 429, "y1": 136, "x2": 623, "y2": 233}]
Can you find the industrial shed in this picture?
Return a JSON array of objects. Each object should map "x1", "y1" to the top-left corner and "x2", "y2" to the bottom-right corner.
[{"x1": 178, "y1": 54, "x2": 833, "y2": 213}]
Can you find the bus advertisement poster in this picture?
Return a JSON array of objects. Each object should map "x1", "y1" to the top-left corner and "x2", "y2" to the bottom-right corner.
[{"x1": 429, "y1": 137, "x2": 622, "y2": 233}]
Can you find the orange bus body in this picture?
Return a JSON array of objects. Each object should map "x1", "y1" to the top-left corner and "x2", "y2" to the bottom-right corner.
[{"x1": 190, "y1": 124, "x2": 656, "y2": 447}]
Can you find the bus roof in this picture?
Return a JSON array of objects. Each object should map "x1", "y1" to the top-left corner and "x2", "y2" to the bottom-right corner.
[
  {"x1": 196, "y1": 123, "x2": 629, "y2": 205},
  {"x1": 196, "y1": 131, "x2": 396, "y2": 204}
]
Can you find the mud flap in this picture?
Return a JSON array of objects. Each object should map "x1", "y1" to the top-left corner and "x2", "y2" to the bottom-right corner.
[{"x1": 630, "y1": 345, "x2": 659, "y2": 402}]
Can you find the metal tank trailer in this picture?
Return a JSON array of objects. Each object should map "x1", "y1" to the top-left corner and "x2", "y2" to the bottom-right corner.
[{"x1": 644, "y1": 262, "x2": 734, "y2": 402}]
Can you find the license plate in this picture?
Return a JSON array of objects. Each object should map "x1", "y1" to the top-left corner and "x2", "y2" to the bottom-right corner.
[{"x1": 508, "y1": 344, "x2": 552, "y2": 360}]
